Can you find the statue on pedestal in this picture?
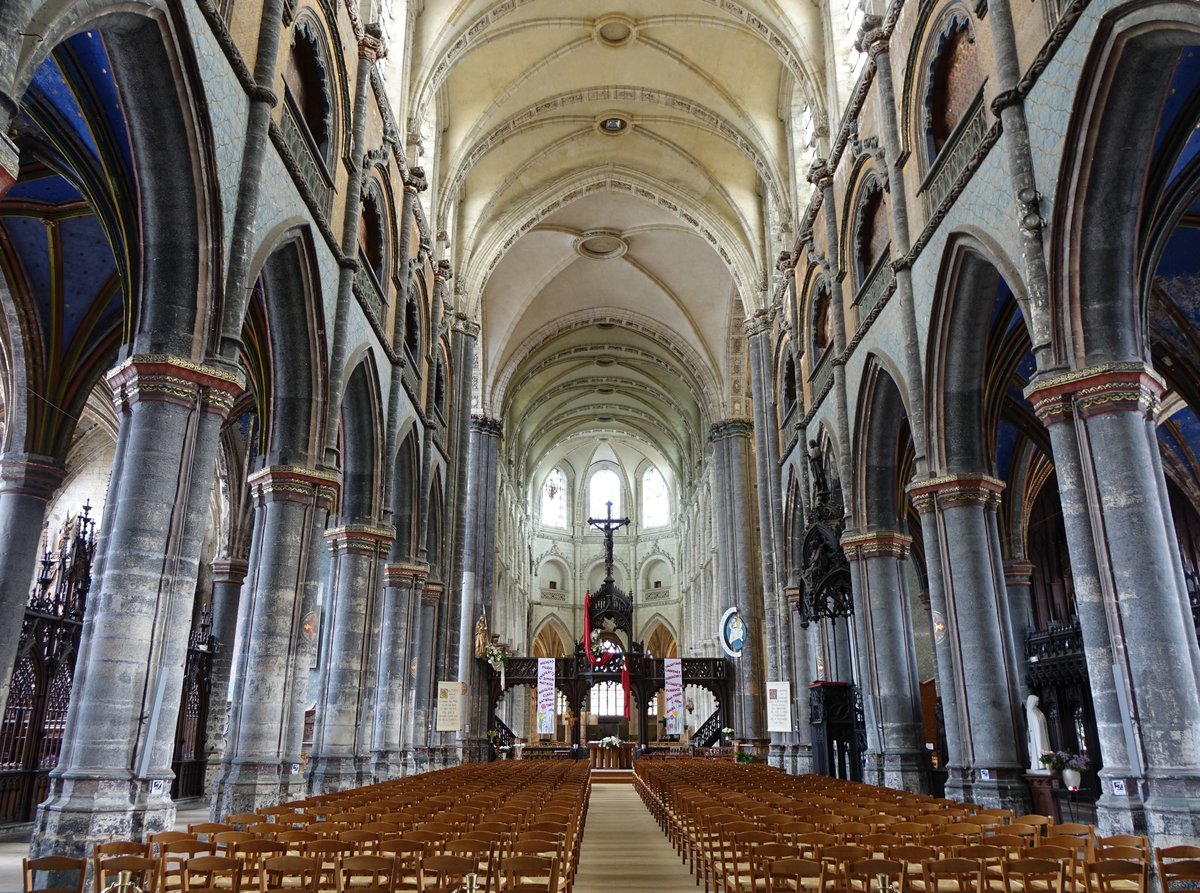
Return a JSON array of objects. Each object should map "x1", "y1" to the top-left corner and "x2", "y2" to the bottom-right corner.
[{"x1": 1025, "y1": 693, "x2": 1051, "y2": 772}]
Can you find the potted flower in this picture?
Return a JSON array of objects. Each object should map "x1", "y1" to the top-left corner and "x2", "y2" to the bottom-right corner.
[
  {"x1": 1039, "y1": 750, "x2": 1090, "y2": 790},
  {"x1": 598, "y1": 735, "x2": 621, "y2": 749},
  {"x1": 721, "y1": 726, "x2": 734, "y2": 745}
]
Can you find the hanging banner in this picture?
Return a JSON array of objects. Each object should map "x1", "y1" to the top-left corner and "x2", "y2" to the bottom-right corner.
[
  {"x1": 766, "y1": 680, "x2": 792, "y2": 733},
  {"x1": 664, "y1": 658, "x2": 684, "y2": 735},
  {"x1": 536, "y1": 657, "x2": 556, "y2": 735}
]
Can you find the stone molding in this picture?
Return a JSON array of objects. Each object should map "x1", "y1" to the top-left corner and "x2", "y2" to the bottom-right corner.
[
  {"x1": 1002, "y1": 560, "x2": 1035, "y2": 585},
  {"x1": 1024, "y1": 362, "x2": 1163, "y2": 425},
  {"x1": 842, "y1": 530, "x2": 912, "y2": 559},
  {"x1": 107, "y1": 355, "x2": 246, "y2": 416},
  {"x1": 470, "y1": 415, "x2": 503, "y2": 435},
  {"x1": 0, "y1": 454, "x2": 67, "y2": 498},
  {"x1": 325, "y1": 524, "x2": 394, "y2": 555},
  {"x1": 249, "y1": 465, "x2": 341, "y2": 509},
  {"x1": 421, "y1": 582, "x2": 444, "y2": 604},
  {"x1": 385, "y1": 563, "x2": 429, "y2": 587},
  {"x1": 906, "y1": 473, "x2": 1005, "y2": 512}
]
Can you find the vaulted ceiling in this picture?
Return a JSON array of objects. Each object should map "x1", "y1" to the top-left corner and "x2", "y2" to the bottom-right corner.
[{"x1": 393, "y1": 0, "x2": 831, "y2": 496}]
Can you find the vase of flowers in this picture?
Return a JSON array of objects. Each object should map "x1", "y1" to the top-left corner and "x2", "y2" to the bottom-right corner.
[
  {"x1": 1039, "y1": 750, "x2": 1089, "y2": 790},
  {"x1": 720, "y1": 726, "x2": 734, "y2": 747}
]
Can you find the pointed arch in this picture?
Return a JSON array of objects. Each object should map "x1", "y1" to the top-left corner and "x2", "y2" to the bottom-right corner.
[
  {"x1": 531, "y1": 616, "x2": 572, "y2": 658},
  {"x1": 339, "y1": 357, "x2": 383, "y2": 524}
]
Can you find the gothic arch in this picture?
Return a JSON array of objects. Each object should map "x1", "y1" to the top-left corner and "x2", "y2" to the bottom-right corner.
[
  {"x1": 641, "y1": 618, "x2": 678, "y2": 657},
  {"x1": 389, "y1": 426, "x2": 422, "y2": 561},
  {"x1": 531, "y1": 616, "x2": 572, "y2": 658},
  {"x1": 1051, "y1": 2, "x2": 1200, "y2": 367},
  {"x1": 854, "y1": 356, "x2": 916, "y2": 531},
  {"x1": 338, "y1": 357, "x2": 383, "y2": 524}
]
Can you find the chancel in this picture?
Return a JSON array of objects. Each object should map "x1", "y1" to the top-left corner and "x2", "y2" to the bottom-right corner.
[{"x1": 0, "y1": 0, "x2": 1199, "y2": 886}]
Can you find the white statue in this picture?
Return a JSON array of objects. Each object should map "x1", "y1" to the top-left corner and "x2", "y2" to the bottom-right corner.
[{"x1": 1026, "y1": 694, "x2": 1051, "y2": 772}]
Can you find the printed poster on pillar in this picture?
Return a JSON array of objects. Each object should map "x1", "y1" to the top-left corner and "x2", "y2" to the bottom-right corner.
[
  {"x1": 664, "y1": 657, "x2": 684, "y2": 736},
  {"x1": 536, "y1": 657, "x2": 556, "y2": 735}
]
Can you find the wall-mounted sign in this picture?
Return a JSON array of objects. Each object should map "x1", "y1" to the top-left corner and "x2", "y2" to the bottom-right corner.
[
  {"x1": 767, "y1": 681, "x2": 792, "y2": 732},
  {"x1": 720, "y1": 606, "x2": 746, "y2": 657},
  {"x1": 436, "y1": 681, "x2": 464, "y2": 732}
]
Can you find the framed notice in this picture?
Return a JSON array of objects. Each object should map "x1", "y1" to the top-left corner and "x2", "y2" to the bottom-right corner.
[
  {"x1": 435, "y1": 681, "x2": 464, "y2": 732},
  {"x1": 766, "y1": 680, "x2": 792, "y2": 732}
]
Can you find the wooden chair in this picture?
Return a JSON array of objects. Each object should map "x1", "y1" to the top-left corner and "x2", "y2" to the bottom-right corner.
[
  {"x1": 1010, "y1": 818, "x2": 1053, "y2": 843},
  {"x1": 213, "y1": 833, "x2": 255, "y2": 856},
  {"x1": 305, "y1": 840, "x2": 355, "y2": 890},
  {"x1": 1001, "y1": 858, "x2": 1065, "y2": 893},
  {"x1": 922, "y1": 857, "x2": 987, "y2": 893},
  {"x1": 275, "y1": 832, "x2": 319, "y2": 857},
  {"x1": 225, "y1": 814, "x2": 261, "y2": 831},
  {"x1": 94, "y1": 856, "x2": 161, "y2": 893},
  {"x1": 335, "y1": 854, "x2": 396, "y2": 893},
  {"x1": 1082, "y1": 861, "x2": 1146, "y2": 893},
  {"x1": 23, "y1": 855, "x2": 86, "y2": 893},
  {"x1": 819, "y1": 844, "x2": 871, "y2": 893},
  {"x1": 442, "y1": 840, "x2": 495, "y2": 893},
  {"x1": 846, "y1": 858, "x2": 904, "y2": 893},
  {"x1": 498, "y1": 855, "x2": 558, "y2": 893},
  {"x1": 179, "y1": 855, "x2": 242, "y2": 893},
  {"x1": 1155, "y1": 847, "x2": 1200, "y2": 893},
  {"x1": 418, "y1": 854, "x2": 474, "y2": 892},
  {"x1": 765, "y1": 857, "x2": 825, "y2": 893},
  {"x1": 258, "y1": 855, "x2": 320, "y2": 893},
  {"x1": 958, "y1": 845, "x2": 1006, "y2": 892},
  {"x1": 189, "y1": 824, "x2": 236, "y2": 843},
  {"x1": 379, "y1": 840, "x2": 425, "y2": 893}
]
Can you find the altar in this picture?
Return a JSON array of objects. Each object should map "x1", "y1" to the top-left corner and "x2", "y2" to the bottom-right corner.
[{"x1": 588, "y1": 742, "x2": 634, "y2": 769}]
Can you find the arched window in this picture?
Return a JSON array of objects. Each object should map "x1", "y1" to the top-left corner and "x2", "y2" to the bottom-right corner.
[
  {"x1": 359, "y1": 185, "x2": 386, "y2": 286},
  {"x1": 642, "y1": 467, "x2": 670, "y2": 527},
  {"x1": 404, "y1": 288, "x2": 420, "y2": 358},
  {"x1": 589, "y1": 680, "x2": 625, "y2": 717},
  {"x1": 589, "y1": 468, "x2": 621, "y2": 520},
  {"x1": 812, "y1": 288, "x2": 832, "y2": 359},
  {"x1": 542, "y1": 468, "x2": 567, "y2": 527},
  {"x1": 434, "y1": 359, "x2": 446, "y2": 417},
  {"x1": 925, "y1": 15, "x2": 982, "y2": 160},
  {"x1": 855, "y1": 183, "x2": 890, "y2": 288},
  {"x1": 782, "y1": 353, "x2": 798, "y2": 413},
  {"x1": 284, "y1": 20, "x2": 333, "y2": 164}
]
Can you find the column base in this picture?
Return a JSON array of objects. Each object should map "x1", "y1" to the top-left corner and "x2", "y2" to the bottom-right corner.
[
  {"x1": 1094, "y1": 771, "x2": 1147, "y2": 836},
  {"x1": 370, "y1": 750, "x2": 405, "y2": 782},
  {"x1": 32, "y1": 775, "x2": 138, "y2": 859},
  {"x1": 882, "y1": 751, "x2": 932, "y2": 794},
  {"x1": 1143, "y1": 776, "x2": 1200, "y2": 851},
  {"x1": 279, "y1": 765, "x2": 309, "y2": 803},
  {"x1": 458, "y1": 738, "x2": 490, "y2": 765},
  {"x1": 968, "y1": 769, "x2": 1031, "y2": 813},
  {"x1": 943, "y1": 766, "x2": 971, "y2": 803},
  {"x1": 211, "y1": 760, "x2": 283, "y2": 817},
  {"x1": 308, "y1": 756, "x2": 360, "y2": 794}
]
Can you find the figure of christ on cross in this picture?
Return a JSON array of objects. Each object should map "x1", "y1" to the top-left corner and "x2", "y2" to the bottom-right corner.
[{"x1": 587, "y1": 500, "x2": 630, "y2": 585}]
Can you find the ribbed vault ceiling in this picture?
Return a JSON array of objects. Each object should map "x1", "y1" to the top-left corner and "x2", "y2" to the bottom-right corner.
[{"x1": 400, "y1": 0, "x2": 826, "y2": 496}]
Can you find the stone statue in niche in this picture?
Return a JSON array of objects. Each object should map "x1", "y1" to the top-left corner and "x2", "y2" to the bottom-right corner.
[{"x1": 1026, "y1": 693, "x2": 1051, "y2": 772}]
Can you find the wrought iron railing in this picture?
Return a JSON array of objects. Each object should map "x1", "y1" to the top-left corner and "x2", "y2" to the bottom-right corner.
[
  {"x1": 353, "y1": 253, "x2": 386, "y2": 333},
  {"x1": 492, "y1": 715, "x2": 517, "y2": 750},
  {"x1": 279, "y1": 90, "x2": 333, "y2": 217},
  {"x1": 692, "y1": 708, "x2": 723, "y2": 748},
  {"x1": 853, "y1": 252, "x2": 895, "y2": 321},
  {"x1": 922, "y1": 91, "x2": 989, "y2": 217},
  {"x1": 810, "y1": 350, "x2": 834, "y2": 404}
]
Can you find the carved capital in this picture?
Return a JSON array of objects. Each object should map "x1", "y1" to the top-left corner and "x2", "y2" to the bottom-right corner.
[
  {"x1": 248, "y1": 465, "x2": 341, "y2": 509},
  {"x1": 326, "y1": 524, "x2": 394, "y2": 556},
  {"x1": 470, "y1": 415, "x2": 503, "y2": 436},
  {"x1": 0, "y1": 454, "x2": 66, "y2": 498},
  {"x1": 210, "y1": 558, "x2": 250, "y2": 586},
  {"x1": 906, "y1": 473, "x2": 1005, "y2": 512},
  {"x1": 107, "y1": 355, "x2": 245, "y2": 417},
  {"x1": 1002, "y1": 560, "x2": 1035, "y2": 586},
  {"x1": 743, "y1": 310, "x2": 773, "y2": 338},
  {"x1": 807, "y1": 157, "x2": 834, "y2": 189},
  {"x1": 855, "y1": 16, "x2": 889, "y2": 59},
  {"x1": 421, "y1": 582, "x2": 444, "y2": 604},
  {"x1": 434, "y1": 259, "x2": 453, "y2": 283},
  {"x1": 359, "y1": 33, "x2": 387, "y2": 63},
  {"x1": 710, "y1": 419, "x2": 754, "y2": 441},
  {"x1": 842, "y1": 530, "x2": 912, "y2": 559},
  {"x1": 405, "y1": 167, "x2": 429, "y2": 195},
  {"x1": 1024, "y1": 362, "x2": 1162, "y2": 424},
  {"x1": 385, "y1": 562, "x2": 429, "y2": 587}
]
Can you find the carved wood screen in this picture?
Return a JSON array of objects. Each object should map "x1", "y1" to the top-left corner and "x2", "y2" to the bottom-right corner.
[
  {"x1": 0, "y1": 505, "x2": 95, "y2": 824},
  {"x1": 170, "y1": 604, "x2": 214, "y2": 800}
]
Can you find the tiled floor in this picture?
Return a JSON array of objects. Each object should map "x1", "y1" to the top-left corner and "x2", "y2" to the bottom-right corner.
[{"x1": 0, "y1": 800, "x2": 210, "y2": 893}]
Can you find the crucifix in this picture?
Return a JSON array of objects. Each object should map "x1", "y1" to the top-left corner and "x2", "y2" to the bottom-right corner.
[{"x1": 587, "y1": 500, "x2": 630, "y2": 586}]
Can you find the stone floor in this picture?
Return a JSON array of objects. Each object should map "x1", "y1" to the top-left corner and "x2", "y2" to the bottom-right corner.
[
  {"x1": 0, "y1": 800, "x2": 210, "y2": 892},
  {"x1": 572, "y1": 783, "x2": 696, "y2": 893}
]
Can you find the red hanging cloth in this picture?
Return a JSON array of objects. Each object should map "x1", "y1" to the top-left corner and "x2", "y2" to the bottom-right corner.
[{"x1": 621, "y1": 661, "x2": 631, "y2": 720}]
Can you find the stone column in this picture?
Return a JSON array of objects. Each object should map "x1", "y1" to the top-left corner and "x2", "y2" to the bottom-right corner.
[
  {"x1": 844, "y1": 531, "x2": 930, "y2": 792},
  {"x1": 203, "y1": 558, "x2": 248, "y2": 795},
  {"x1": 0, "y1": 0, "x2": 28, "y2": 201},
  {"x1": 746, "y1": 312, "x2": 800, "y2": 770},
  {"x1": 457, "y1": 415, "x2": 502, "y2": 761},
  {"x1": 403, "y1": 576, "x2": 437, "y2": 773},
  {"x1": 0, "y1": 455, "x2": 65, "y2": 708},
  {"x1": 1027, "y1": 364, "x2": 1200, "y2": 845},
  {"x1": 907, "y1": 475, "x2": 1029, "y2": 812},
  {"x1": 308, "y1": 524, "x2": 391, "y2": 793},
  {"x1": 710, "y1": 420, "x2": 767, "y2": 745},
  {"x1": 1002, "y1": 561, "x2": 1035, "y2": 708},
  {"x1": 211, "y1": 466, "x2": 338, "y2": 816},
  {"x1": 784, "y1": 584, "x2": 815, "y2": 775},
  {"x1": 371, "y1": 563, "x2": 426, "y2": 780},
  {"x1": 33, "y1": 356, "x2": 243, "y2": 855}
]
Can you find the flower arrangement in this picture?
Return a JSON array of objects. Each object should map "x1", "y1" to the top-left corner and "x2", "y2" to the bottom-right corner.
[
  {"x1": 721, "y1": 727, "x2": 734, "y2": 737},
  {"x1": 598, "y1": 735, "x2": 622, "y2": 749},
  {"x1": 486, "y1": 730, "x2": 498, "y2": 741},
  {"x1": 483, "y1": 642, "x2": 507, "y2": 666},
  {"x1": 1039, "y1": 750, "x2": 1090, "y2": 771}
]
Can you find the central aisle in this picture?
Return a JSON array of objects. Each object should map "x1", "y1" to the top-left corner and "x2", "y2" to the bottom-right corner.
[{"x1": 572, "y1": 783, "x2": 697, "y2": 893}]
